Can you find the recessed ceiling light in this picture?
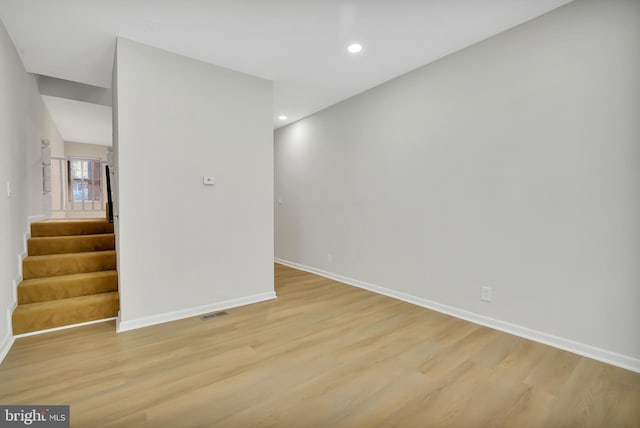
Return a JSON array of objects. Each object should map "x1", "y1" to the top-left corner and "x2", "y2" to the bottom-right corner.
[
  {"x1": 347, "y1": 43, "x2": 362, "y2": 54},
  {"x1": 278, "y1": 115, "x2": 287, "y2": 120}
]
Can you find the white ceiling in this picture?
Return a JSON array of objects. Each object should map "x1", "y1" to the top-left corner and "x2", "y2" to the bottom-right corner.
[
  {"x1": 42, "y1": 96, "x2": 113, "y2": 146},
  {"x1": 1, "y1": 0, "x2": 572, "y2": 128}
]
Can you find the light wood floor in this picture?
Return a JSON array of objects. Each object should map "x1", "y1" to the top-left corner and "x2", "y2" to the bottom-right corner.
[{"x1": 1, "y1": 263, "x2": 639, "y2": 427}]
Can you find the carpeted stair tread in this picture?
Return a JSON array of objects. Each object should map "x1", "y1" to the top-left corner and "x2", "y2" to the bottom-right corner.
[
  {"x1": 18, "y1": 271, "x2": 118, "y2": 304},
  {"x1": 12, "y1": 292, "x2": 120, "y2": 335},
  {"x1": 14, "y1": 217, "x2": 119, "y2": 335},
  {"x1": 28, "y1": 233, "x2": 115, "y2": 256},
  {"x1": 23, "y1": 250, "x2": 117, "y2": 279},
  {"x1": 31, "y1": 219, "x2": 114, "y2": 237}
]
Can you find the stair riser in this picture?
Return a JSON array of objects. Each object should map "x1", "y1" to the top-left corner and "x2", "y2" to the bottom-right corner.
[
  {"x1": 18, "y1": 274, "x2": 118, "y2": 304},
  {"x1": 31, "y1": 221, "x2": 114, "y2": 237},
  {"x1": 28, "y1": 234, "x2": 115, "y2": 256},
  {"x1": 23, "y1": 253, "x2": 117, "y2": 279},
  {"x1": 12, "y1": 294, "x2": 119, "y2": 335}
]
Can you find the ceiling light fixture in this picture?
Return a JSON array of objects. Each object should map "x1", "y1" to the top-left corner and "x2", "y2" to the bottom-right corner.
[
  {"x1": 347, "y1": 43, "x2": 362, "y2": 54},
  {"x1": 278, "y1": 115, "x2": 287, "y2": 120}
]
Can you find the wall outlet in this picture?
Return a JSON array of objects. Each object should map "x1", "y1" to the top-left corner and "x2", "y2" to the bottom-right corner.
[
  {"x1": 481, "y1": 286, "x2": 492, "y2": 302},
  {"x1": 327, "y1": 253, "x2": 333, "y2": 263}
]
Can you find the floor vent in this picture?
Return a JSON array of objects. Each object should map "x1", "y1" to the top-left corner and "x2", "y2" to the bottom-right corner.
[{"x1": 201, "y1": 311, "x2": 229, "y2": 320}]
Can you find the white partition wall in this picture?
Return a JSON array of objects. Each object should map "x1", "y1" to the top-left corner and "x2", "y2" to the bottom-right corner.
[{"x1": 114, "y1": 38, "x2": 274, "y2": 330}]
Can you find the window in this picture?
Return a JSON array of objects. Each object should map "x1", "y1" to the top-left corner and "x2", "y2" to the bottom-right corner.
[{"x1": 68, "y1": 159, "x2": 102, "y2": 203}]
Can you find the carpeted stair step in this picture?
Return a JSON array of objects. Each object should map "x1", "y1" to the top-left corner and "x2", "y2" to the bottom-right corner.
[
  {"x1": 23, "y1": 250, "x2": 117, "y2": 280},
  {"x1": 12, "y1": 292, "x2": 120, "y2": 335},
  {"x1": 31, "y1": 219, "x2": 114, "y2": 237},
  {"x1": 27, "y1": 233, "x2": 115, "y2": 256},
  {"x1": 18, "y1": 271, "x2": 118, "y2": 304},
  {"x1": 14, "y1": 217, "x2": 119, "y2": 335}
]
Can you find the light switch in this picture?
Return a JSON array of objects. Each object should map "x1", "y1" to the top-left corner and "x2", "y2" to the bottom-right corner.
[
  {"x1": 6, "y1": 181, "x2": 11, "y2": 197},
  {"x1": 203, "y1": 176, "x2": 215, "y2": 186}
]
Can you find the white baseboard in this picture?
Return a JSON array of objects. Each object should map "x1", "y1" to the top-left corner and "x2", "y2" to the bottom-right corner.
[
  {"x1": 12, "y1": 214, "x2": 46, "y2": 304},
  {"x1": 116, "y1": 291, "x2": 277, "y2": 333},
  {"x1": 13, "y1": 317, "x2": 117, "y2": 339},
  {"x1": 1, "y1": 305, "x2": 17, "y2": 364},
  {"x1": 1, "y1": 214, "x2": 46, "y2": 364},
  {"x1": 0, "y1": 332, "x2": 15, "y2": 365},
  {"x1": 275, "y1": 257, "x2": 640, "y2": 373},
  {"x1": 11, "y1": 279, "x2": 18, "y2": 319}
]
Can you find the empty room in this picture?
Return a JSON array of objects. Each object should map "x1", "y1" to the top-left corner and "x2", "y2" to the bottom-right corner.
[{"x1": 0, "y1": 0, "x2": 639, "y2": 426}]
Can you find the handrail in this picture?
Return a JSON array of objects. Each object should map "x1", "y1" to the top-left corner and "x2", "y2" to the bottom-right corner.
[{"x1": 105, "y1": 165, "x2": 114, "y2": 224}]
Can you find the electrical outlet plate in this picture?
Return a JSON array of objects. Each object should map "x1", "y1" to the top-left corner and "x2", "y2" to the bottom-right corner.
[{"x1": 481, "y1": 286, "x2": 492, "y2": 302}]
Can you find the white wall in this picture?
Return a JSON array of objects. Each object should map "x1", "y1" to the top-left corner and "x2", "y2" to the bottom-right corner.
[
  {"x1": 114, "y1": 38, "x2": 274, "y2": 330},
  {"x1": 65, "y1": 141, "x2": 108, "y2": 161},
  {"x1": 0, "y1": 18, "x2": 64, "y2": 359},
  {"x1": 275, "y1": 0, "x2": 640, "y2": 369},
  {"x1": 38, "y1": 75, "x2": 112, "y2": 107}
]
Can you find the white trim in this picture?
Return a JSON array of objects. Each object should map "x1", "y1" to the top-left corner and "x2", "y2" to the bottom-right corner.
[
  {"x1": 0, "y1": 306, "x2": 16, "y2": 364},
  {"x1": 13, "y1": 317, "x2": 117, "y2": 339},
  {"x1": 2, "y1": 214, "x2": 47, "y2": 364},
  {"x1": 11, "y1": 279, "x2": 18, "y2": 319},
  {"x1": 115, "y1": 310, "x2": 122, "y2": 332},
  {"x1": 0, "y1": 333, "x2": 15, "y2": 365},
  {"x1": 13, "y1": 215, "x2": 46, "y2": 302},
  {"x1": 16, "y1": 253, "x2": 24, "y2": 284},
  {"x1": 275, "y1": 258, "x2": 640, "y2": 373},
  {"x1": 8, "y1": 296, "x2": 17, "y2": 324},
  {"x1": 6, "y1": 304, "x2": 14, "y2": 331},
  {"x1": 116, "y1": 291, "x2": 277, "y2": 333}
]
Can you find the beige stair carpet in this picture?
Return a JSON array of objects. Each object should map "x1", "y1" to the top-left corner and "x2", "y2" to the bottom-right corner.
[
  {"x1": 12, "y1": 219, "x2": 119, "y2": 335},
  {"x1": 28, "y1": 233, "x2": 115, "y2": 256}
]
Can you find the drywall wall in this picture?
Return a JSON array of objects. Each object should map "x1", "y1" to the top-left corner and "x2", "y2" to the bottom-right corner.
[
  {"x1": 38, "y1": 75, "x2": 112, "y2": 107},
  {"x1": 0, "y1": 18, "x2": 64, "y2": 360},
  {"x1": 275, "y1": 0, "x2": 640, "y2": 368},
  {"x1": 114, "y1": 38, "x2": 274, "y2": 330},
  {"x1": 65, "y1": 141, "x2": 109, "y2": 161}
]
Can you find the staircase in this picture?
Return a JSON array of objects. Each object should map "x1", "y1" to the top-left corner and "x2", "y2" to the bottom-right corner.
[{"x1": 12, "y1": 219, "x2": 119, "y2": 335}]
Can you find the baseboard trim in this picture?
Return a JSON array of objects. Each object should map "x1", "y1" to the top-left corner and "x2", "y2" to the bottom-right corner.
[
  {"x1": 11, "y1": 214, "x2": 45, "y2": 311},
  {"x1": 0, "y1": 305, "x2": 17, "y2": 364},
  {"x1": 0, "y1": 333, "x2": 15, "y2": 365},
  {"x1": 13, "y1": 317, "x2": 117, "y2": 339},
  {"x1": 275, "y1": 258, "x2": 640, "y2": 373},
  {"x1": 2, "y1": 215, "x2": 47, "y2": 364},
  {"x1": 116, "y1": 291, "x2": 278, "y2": 333},
  {"x1": 10, "y1": 279, "x2": 18, "y2": 322}
]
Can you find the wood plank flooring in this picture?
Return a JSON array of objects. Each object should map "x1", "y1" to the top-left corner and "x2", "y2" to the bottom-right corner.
[{"x1": 1, "y1": 263, "x2": 639, "y2": 427}]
